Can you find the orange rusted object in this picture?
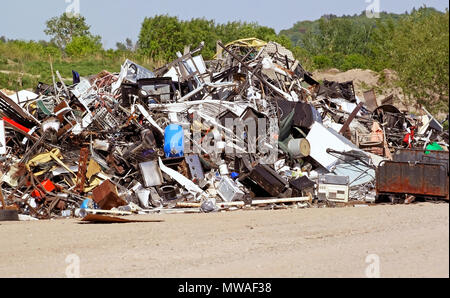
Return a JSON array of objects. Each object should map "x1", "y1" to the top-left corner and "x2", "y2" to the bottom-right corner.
[{"x1": 377, "y1": 161, "x2": 449, "y2": 199}]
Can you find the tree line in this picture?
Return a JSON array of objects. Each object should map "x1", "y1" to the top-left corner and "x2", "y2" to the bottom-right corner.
[{"x1": 0, "y1": 7, "x2": 448, "y2": 113}]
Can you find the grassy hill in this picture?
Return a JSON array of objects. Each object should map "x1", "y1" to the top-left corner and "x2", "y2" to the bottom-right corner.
[{"x1": 0, "y1": 40, "x2": 159, "y2": 91}]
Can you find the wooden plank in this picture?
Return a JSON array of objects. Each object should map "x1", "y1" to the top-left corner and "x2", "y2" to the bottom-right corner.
[
  {"x1": 82, "y1": 208, "x2": 133, "y2": 216},
  {"x1": 176, "y1": 195, "x2": 312, "y2": 209}
]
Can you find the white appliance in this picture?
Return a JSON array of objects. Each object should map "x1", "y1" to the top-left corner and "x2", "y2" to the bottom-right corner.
[{"x1": 318, "y1": 175, "x2": 349, "y2": 203}]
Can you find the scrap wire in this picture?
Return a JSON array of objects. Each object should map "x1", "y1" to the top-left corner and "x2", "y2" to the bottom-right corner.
[{"x1": 326, "y1": 149, "x2": 376, "y2": 186}]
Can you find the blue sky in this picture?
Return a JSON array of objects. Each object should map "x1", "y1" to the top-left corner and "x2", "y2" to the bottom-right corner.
[{"x1": 1, "y1": 0, "x2": 448, "y2": 49}]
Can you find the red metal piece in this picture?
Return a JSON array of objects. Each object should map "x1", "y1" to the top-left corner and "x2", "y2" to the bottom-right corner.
[
  {"x1": 31, "y1": 180, "x2": 56, "y2": 198},
  {"x1": 2, "y1": 117, "x2": 31, "y2": 133}
]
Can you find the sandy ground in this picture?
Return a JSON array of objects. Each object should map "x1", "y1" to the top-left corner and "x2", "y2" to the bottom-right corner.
[
  {"x1": 313, "y1": 68, "x2": 382, "y2": 104},
  {"x1": 313, "y1": 68, "x2": 381, "y2": 93},
  {"x1": 0, "y1": 202, "x2": 448, "y2": 278}
]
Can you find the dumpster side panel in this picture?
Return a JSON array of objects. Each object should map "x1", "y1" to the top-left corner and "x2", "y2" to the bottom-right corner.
[
  {"x1": 393, "y1": 149, "x2": 449, "y2": 173},
  {"x1": 377, "y1": 162, "x2": 448, "y2": 198}
]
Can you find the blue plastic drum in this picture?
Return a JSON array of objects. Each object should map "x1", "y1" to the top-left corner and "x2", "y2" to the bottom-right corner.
[{"x1": 164, "y1": 124, "x2": 185, "y2": 158}]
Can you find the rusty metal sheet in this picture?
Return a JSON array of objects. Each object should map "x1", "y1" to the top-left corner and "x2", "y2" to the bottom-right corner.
[
  {"x1": 75, "y1": 147, "x2": 90, "y2": 193},
  {"x1": 380, "y1": 94, "x2": 394, "y2": 106},
  {"x1": 393, "y1": 149, "x2": 449, "y2": 173},
  {"x1": 363, "y1": 89, "x2": 378, "y2": 112},
  {"x1": 339, "y1": 102, "x2": 364, "y2": 135},
  {"x1": 377, "y1": 161, "x2": 449, "y2": 198},
  {"x1": 92, "y1": 180, "x2": 127, "y2": 210},
  {"x1": 81, "y1": 214, "x2": 164, "y2": 224}
]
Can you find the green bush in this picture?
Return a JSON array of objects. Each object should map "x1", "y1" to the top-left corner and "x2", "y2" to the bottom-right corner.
[
  {"x1": 65, "y1": 36, "x2": 103, "y2": 58},
  {"x1": 329, "y1": 52, "x2": 346, "y2": 70},
  {"x1": 340, "y1": 53, "x2": 368, "y2": 71},
  {"x1": 313, "y1": 55, "x2": 332, "y2": 69},
  {"x1": 292, "y1": 46, "x2": 314, "y2": 70},
  {"x1": 43, "y1": 46, "x2": 62, "y2": 59},
  {"x1": 0, "y1": 72, "x2": 33, "y2": 90}
]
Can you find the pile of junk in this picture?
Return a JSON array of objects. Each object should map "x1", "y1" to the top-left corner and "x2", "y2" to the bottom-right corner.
[{"x1": 0, "y1": 38, "x2": 448, "y2": 221}]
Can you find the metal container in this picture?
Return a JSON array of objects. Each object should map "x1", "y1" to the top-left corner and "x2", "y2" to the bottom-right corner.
[
  {"x1": 161, "y1": 185, "x2": 178, "y2": 201},
  {"x1": 393, "y1": 149, "x2": 449, "y2": 173},
  {"x1": 376, "y1": 161, "x2": 449, "y2": 199}
]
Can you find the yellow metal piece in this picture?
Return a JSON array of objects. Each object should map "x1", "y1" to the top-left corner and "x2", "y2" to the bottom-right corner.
[
  {"x1": 86, "y1": 159, "x2": 101, "y2": 180},
  {"x1": 27, "y1": 149, "x2": 76, "y2": 177},
  {"x1": 83, "y1": 176, "x2": 103, "y2": 193},
  {"x1": 214, "y1": 38, "x2": 267, "y2": 59},
  {"x1": 33, "y1": 169, "x2": 48, "y2": 177},
  {"x1": 27, "y1": 149, "x2": 61, "y2": 168}
]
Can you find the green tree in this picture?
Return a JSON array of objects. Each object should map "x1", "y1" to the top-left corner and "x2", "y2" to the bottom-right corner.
[
  {"x1": 117, "y1": 38, "x2": 136, "y2": 51},
  {"x1": 292, "y1": 46, "x2": 314, "y2": 70},
  {"x1": 138, "y1": 16, "x2": 294, "y2": 62},
  {"x1": 300, "y1": 17, "x2": 375, "y2": 58},
  {"x1": 116, "y1": 42, "x2": 127, "y2": 51},
  {"x1": 138, "y1": 15, "x2": 186, "y2": 61},
  {"x1": 371, "y1": 7, "x2": 449, "y2": 113},
  {"x1": 183, "y1": 18, "x2": 218, "y2": 59},
  {"x1": 44, "y1": 13, "x2": 91, "y2": 50},
  {"x1": 65, "y1": 35, "x2": 103, "y2": 58},
  {"x1": 126, "y1": 38, "x2": 135, "y2": 51}
]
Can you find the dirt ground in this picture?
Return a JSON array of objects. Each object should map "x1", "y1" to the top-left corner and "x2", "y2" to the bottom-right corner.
[
  {"x1": 313, "y1": 68, "x2": 381, "y2": 95},
  {"x1": 0, "y1": 202, "x2": 448, "y2": 278},
  {"x1": 313, "y1": 68, "x2": 413, "y2": 113}
]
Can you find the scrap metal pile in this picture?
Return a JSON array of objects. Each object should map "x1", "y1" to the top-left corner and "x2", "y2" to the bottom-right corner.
[{"x1": 0, "y1": 38, "x2": 448, "y2": 220}]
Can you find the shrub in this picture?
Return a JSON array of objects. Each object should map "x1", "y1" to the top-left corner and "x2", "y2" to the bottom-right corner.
[
  {"x1": 313, "y1": 55, "x2": 332, "y2": 69},
  {"x1": 65, "y1": 36, "x2": 103, "y2": 58},
  {"x1": 340, "y1": 53, "x2": 368, "y2": 71}
]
